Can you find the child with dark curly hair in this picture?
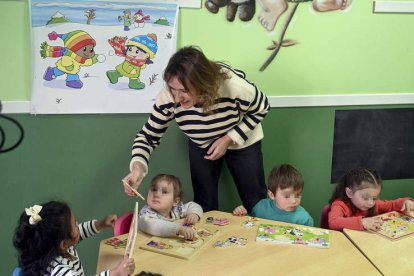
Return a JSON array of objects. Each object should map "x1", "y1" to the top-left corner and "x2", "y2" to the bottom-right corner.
[{"x1": 13, "y1": 200, "x2": 134, "y2": 276}]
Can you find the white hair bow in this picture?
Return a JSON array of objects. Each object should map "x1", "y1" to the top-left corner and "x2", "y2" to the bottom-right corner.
[{"x1": 25, "y1": 205, "x2": 43, "y2": 225}]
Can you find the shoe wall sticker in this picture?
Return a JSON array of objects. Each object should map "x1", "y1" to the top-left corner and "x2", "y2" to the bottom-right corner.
[
  {"x1": 373, "y1": 1, "x2": 414, "y2": 13},
  {"x1": 204, "y1": 0, "x2": 353, "y2": 71},
  {"x1": 30, "y1": 0, "x2": 178, "y2": 114}
]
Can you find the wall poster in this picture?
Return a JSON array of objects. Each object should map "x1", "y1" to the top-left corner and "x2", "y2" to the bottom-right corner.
[{"x1": 30, "y1": 0, "x2": 178, "y2": 114}]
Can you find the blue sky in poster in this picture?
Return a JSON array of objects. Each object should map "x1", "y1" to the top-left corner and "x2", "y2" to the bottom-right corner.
[{"x1": 30, "y1": 0, "x2": 178, "y2": 27}]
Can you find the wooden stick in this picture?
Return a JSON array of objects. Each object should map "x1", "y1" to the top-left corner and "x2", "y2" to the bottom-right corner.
[{"x1": 122, "y1": 179, "x2": 145, "y2": 200}]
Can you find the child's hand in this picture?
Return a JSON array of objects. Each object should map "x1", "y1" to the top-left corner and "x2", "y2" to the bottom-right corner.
[
  {"x1": 111, "y1": 256, "x2": 135, "y2": 276},
  {"x1": 184, "y1": 213, "x2": 200, "y2": 225},
  {"x1": 233, "y1": 205, "x2": 247, "y2": 216},
  {"x1": 401, "y1": 200, "x2": 414, "y2": 217},
  {"x1": 177, "y1": 225, "x2": 197, "y2": 240},
  {"x1": 362, "y1": 216, "x2": 383, "y2": 231},
  {"x1": 96, "y1": 214, "x2": 117, "y2": 231}
]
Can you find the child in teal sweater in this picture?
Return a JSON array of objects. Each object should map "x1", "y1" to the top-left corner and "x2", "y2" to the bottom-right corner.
[{"x1": 233, "y1": 164, "x2": 314, "y2": 226}]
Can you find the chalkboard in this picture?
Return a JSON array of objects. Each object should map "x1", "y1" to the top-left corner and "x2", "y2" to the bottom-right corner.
[{"x1": 331, "y1": 108, "x2": 414, "y2": 183}]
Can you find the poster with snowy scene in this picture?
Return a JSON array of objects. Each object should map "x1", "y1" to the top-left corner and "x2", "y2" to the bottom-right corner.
[{"x1": 30, "y1": 0, "x2": 178, "y2": 114}]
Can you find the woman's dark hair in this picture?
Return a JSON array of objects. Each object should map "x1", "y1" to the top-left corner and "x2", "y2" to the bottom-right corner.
[
  {"x1": 329, "y1": 168, "x2": 382, "y2": 216},
  {"x1": 163, "y1": 45, "x2": 229, "y2": 112},
  {"x1": 13, "y1": 201, "x2": 72, "y2": 275}
]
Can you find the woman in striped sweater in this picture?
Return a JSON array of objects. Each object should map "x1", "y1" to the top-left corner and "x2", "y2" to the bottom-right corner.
[{"x1": 123, "y1": 46, "x2": 270, "y2": 213}]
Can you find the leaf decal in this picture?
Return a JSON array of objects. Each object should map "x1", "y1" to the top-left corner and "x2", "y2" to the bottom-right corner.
[
  {"x1": 281, "y1": 39, "x2": 298, "y2": 47},
  {"x1": 267, "y1": 40, "x2": 279, "y2": 50}
]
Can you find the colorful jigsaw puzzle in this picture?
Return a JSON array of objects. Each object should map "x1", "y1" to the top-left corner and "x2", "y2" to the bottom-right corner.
[
  {"x1": 140, "y1": 227, "x2": 219, "y2": 259},
  {"x1": 105, "y1": 237, "x2": 128, "y2": 249},
  {"x1": 256, "y1": 223, "x2": 330, "y2": 248},
  {"x1": 371, "y1": 211, "x2": 414, "y2": 241},
  {"x1": 124, "y1": 202, "x2": 139, "y2": 257}
]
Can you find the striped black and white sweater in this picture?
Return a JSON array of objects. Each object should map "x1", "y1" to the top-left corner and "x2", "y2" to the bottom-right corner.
[
  {"x1": 131, "y1": 64, "x2": 270, "y2": 171},
  {"x1": 46, "y1": 220, "x2": 109, "y2": 276}
]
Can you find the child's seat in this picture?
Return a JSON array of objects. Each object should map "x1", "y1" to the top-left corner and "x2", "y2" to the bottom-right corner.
[
  {"x1": 12, "y1": 267, "x2": 22, "y2": 276},
  {"x1": 320, "y1": 204, "x2": 331, "y2": 229},
  {"x1": 114, "y1": 211, "x2": 134, "y2": 236}
]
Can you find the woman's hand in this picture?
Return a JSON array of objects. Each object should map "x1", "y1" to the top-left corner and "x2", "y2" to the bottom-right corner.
[
  {"x1": 401, "y1": 200, "x2": 414, "y2": 217},
  {"x1": 95, "y1": 214, "x2": 118, "y2": 231},
  {"x1": 110, "y1": 256, "x2": 135, "y2": 276},
  {"x1": 362, "y1": 216, "x2": 383, "y2": 231},
  {"x1": 233, "y1": 205, "x2": 248, "y2": 216},
  {"x1": 204, "y1": 135, "x2": 233, "y2": 160},
  {"x1": 123, "y1": 161, "x2": 147, "y2": 197},
  {"x1": 184, "y1": 213, "x2": 200, "y2": 225}
]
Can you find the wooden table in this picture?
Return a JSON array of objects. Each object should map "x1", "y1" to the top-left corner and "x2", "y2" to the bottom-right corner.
[
  {"x1": 97, "y1": 211, "x2": 380, "y2": 275},
  {"x1": 344, "y1": 228, "x2": 414, "y2": 275}
]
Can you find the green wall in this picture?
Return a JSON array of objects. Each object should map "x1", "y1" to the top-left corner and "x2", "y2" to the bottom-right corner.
[
  {"x1": 2, "y1": 0, "x2": 414, "y2": 275},
  {"x1": 3, "y1": 0, "x2": 414, "y2": 101},
  {"x1": 2, "y1": 106, "x2": 414, "y2": 275}
]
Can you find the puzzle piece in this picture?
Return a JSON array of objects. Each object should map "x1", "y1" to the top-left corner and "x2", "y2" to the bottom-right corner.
[
  {"x1": 214, "y1": 236, "x2": 248, "y2": 248},
  {"x1": 242, "y1": 220, "x2": 255, "y2": 228},
  {"x1": 105, "y1": 237, "x2": 128, "y2": 249},
  {"x1": 205, "y1": 217, "x2": 229, "y2": 226}
]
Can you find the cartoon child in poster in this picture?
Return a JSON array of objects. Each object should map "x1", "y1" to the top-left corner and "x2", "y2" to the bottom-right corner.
[
  {"x1": 118, "y1": 10, "x2": 133, "y2": 31},
  {"x1": 40, "y1": 30, "x2": 99, "y2": 89},
  {"x1": 106, "y1": 33, "x2": 157, "y2": 90}
]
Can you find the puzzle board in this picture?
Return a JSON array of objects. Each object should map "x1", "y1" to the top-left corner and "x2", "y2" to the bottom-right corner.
[
  {"x1": 371, "y1": 211, "x2": 414, "y2": 241},
  {"x1": 124, "y1": 202, "x2": 138, "y2": 257},
  {"x1": 140, "y1": 227, "x2": 219, "y2": 259},
  {"x1": 256, "y1": 224, "x2": 330, "y2": 249}
]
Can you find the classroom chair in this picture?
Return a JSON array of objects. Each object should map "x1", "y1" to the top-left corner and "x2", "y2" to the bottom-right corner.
[
  {"x1": 320, "y1": 204, "x2": 331, "y2": 229},
  {"x1": 12, "y1": 267, "x2": 22, "y2": 276},
  {"x1": 114, "y1": 211, "x2": 133, "y2": 236}
]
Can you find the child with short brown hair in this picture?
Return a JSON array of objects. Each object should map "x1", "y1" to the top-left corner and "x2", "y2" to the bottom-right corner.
[{"x1": 233, "y1": 164, "x2": 314, "y2": 226}]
